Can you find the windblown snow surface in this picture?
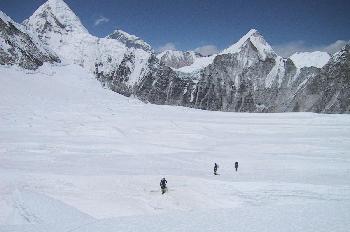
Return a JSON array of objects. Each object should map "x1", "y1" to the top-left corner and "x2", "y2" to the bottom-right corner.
[{"x1": 0, "y1": 64, "x2": 350, "y2": 232}]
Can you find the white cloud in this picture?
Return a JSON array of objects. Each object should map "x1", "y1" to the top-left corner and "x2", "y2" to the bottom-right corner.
[
  {"x1": 194, "y1": 45, "x2": 218, "y2": 56},
  {"x1": 94, "y1": 16, "x2": 110, "y2": 26},
  {"x1": 273, "y1": 40, "x2": 349, "y2": 57},
  {"x1": 157, "y1": 42, "x2": 176, "y2": 52}
]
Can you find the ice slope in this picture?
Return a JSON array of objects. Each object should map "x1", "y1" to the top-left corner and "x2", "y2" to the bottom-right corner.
[
  {"x1": 0, "y1": 64, "x2": 350, "y2": 231},
  {"x1": 290, "y1": 51, "x2": 331, "y2": 68}
]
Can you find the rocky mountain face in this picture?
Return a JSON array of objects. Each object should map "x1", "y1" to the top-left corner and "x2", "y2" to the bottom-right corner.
[
  {"x1": 107, "y1": 29, "x2": 152, "y2": 52},
  {"x1": 136, "y1": 30, "x2": 349, "y2": 113},
  {"x1": 0, "y1": 11, "x2": 59, "y2": 70},
  {"x1": 1, "y1": 0, "x2": 349, "y2": 113},
  {"x1": 134, "y1": 30, "x2": 315, "y2": 112}
]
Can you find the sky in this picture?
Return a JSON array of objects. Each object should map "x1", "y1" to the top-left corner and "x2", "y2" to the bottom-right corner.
[{"x1": 1, "y1": 0, "x2": 349, "y2": 56}]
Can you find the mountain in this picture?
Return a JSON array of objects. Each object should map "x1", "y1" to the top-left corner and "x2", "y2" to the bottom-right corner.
[
  {"x1": 23, "y1": 0, "x2": 125, "y2": 70},
  {"x1": 135, "y1": 29, "x2": 346, "y2": 113},
  {"x1": 107, "y1": 29, "x2": 152, "y2": 52},
  {"x1": 221, "y1": 29, "x2": 276, "y2": 60},
  {"x1": 23, "y1": 0, "x2": 152, "y2": 91},
  {"x1": 0, "y1": 11, "x2": 60, "y2": 70},
  {"x1": 1, "y1": 0, "x2": 349, "y2": 113},
  {"x1": 139, "y1": 30, "x2": 350, "y2": 113}
]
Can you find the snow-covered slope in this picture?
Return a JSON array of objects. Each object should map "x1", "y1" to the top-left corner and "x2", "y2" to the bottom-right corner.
[
  {"x1": 290, "y1": 51, "x2": 331, "y2": 68},
  {"x1": 107, "y1": 29, "x2": 152, "y2": 52},
  {"x1": 7, "y1": 190, "x2": 94, "y2": 227},
  {"x1": 0, "y1": 11, "x2": 60, "y2": 69},
  {"x1": 0, "y1": 64, "x2": 349, "y2": 231}
]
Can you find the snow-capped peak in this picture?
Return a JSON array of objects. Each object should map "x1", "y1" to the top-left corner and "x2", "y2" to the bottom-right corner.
[
  {"x1": 24, "y1": 0, "x2": 88, "y2": 35},
  {"x1": 290, "y1": 51, "x2": 330, "y2": 69},
  {"x1": 221, "y1": 29, "x2": 276, "y2": 60},
  {"x1": 107, "y1": 29, "x2": 152, "y2": 52}
]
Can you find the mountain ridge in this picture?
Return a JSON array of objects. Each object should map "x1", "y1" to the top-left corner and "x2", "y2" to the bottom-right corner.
[
  {"x1": 0, "y1": 0, "x2": 349, "y2": 113},
  {"x1": 107, "y1": 29, "x2": 152, "y2": 52}
]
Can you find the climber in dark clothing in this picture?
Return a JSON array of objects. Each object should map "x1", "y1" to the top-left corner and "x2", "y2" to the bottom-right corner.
[
  {"x1": 235, "y1": 161, "x2": 239, "y2": 172},
  {"x1": 160, "y1": 177, "x2": 167, "y2": 194},
  {"x1": 214, "y1": 163, "x2": 219, "y2": 175}
]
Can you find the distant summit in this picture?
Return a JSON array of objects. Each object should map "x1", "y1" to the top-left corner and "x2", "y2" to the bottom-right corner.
[
  {"x1": 221, "y1": 29, "x2": 276, "y2": 60},
  {"x1": 23, "y1": 0, "x2": 88, "y2": 37},
  {"x1": 107, "y1": 29, "x2": 152, "y2": 52}
]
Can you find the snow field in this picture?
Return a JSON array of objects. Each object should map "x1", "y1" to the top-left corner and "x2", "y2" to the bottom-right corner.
[{"x1": 0, "y1": 64, "x2": 349, "y2": 231}]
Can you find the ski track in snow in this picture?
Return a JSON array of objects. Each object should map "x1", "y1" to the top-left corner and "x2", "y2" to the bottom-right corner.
[{"x1": 0, "y1": 64, "x2": 350, "y2": 231}]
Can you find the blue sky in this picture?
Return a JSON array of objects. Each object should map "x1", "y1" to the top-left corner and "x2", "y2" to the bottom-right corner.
[{"x1": 1, "y1": 0, "x2": 349, "y2": 56}]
